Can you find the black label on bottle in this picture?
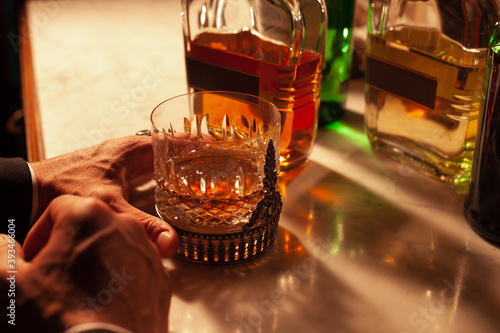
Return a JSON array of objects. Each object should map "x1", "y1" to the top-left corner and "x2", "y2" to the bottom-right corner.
[
  {"x1": 185, "y1": 56, "x2": 260, "y2": 96},
  {"x1": 366, "y1": 56, "x2": 437, "y2": 110}
]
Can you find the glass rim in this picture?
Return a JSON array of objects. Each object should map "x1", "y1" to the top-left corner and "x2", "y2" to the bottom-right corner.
[{"x1": 150, "y1": 90, "x2": 280, "y2": 142}]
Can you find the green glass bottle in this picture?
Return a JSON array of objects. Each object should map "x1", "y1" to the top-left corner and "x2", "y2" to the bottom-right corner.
[
  {"x1": 319, "y1": 0, "x2": 356, "y2": 127},
  {"x1": 464, "y1": 22, "x2": 500, "y2": 245}
]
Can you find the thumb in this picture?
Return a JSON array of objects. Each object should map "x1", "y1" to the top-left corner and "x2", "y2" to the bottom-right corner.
[
  {"x1": 0, "y1": 233, "x2": 28, "y2": 283},
  {"x1": 120, "y1": 202, "x2": 179, "y2": 258}
]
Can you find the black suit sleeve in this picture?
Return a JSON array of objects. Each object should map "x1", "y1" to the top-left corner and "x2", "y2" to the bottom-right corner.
[{"x1": 0, "y1": 157, "x2": 33, "y2": 244}]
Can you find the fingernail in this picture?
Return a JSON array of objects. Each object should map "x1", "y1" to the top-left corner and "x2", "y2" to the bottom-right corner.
[{"x1": 157, "y1": 230, "x2": 178, "y2": 258}]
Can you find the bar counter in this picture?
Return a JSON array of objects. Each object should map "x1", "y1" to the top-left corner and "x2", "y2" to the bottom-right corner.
[{"x1": 21, "y1": 1, "x2": 500, "y2": 332}]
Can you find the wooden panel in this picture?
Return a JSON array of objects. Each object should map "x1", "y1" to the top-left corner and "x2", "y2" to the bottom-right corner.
[{"x1": 19, "y1": 5, "x2": 45, "y2": 162}]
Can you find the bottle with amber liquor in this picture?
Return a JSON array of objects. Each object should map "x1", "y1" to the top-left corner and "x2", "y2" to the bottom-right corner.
[
  {"x1": 365, "y1": 0, "x2": 499, "y2": 187},
  {"x1": 181, "y1": 0, "x2": 327, "y2": 172},
  {"x1": 464, "y1": 22, "x2": 500, "y2": 245}
]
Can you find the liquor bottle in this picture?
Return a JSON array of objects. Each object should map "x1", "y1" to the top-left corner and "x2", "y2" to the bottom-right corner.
[
  {"x1": 181, "y1": 0, "x2": 327, "y2": 172},
  {"x1": 464, "y1": 22, "x2": 500, "y2": 245},
  {"x1": 365, "y1": 0, "x2": 499, "y2": 187},
  {"x1": 318, "y1": 0, "x2": 356, "y2": 127}
]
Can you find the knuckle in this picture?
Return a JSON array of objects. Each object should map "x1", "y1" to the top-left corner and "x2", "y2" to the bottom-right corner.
[
  {"x1": 119, "y1": 214, "x2": 144, "y2": 233},
  {"x1": 143, "y1": 219, "x2": 164, "y2": 239},
  {"x1": 80, "y1": 197, "x2": 111, "y2": 216}
]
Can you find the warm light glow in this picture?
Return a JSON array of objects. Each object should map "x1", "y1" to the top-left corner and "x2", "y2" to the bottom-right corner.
[
  {"x1": 278, "y1": 181, "x2": 287, "y2": 199},
  {"x1": 200, "y1": 177, "x2": 206, "y2": 194},
  {"x1": 383, "y1": 256, "x2": 395, "y2": 265},
  {"x1": 234, "y1": 179, "x2": 240, "y2": 194},
  {"x1": 249, "y1": 6, "x2": 255, "y2": 27},
  {"x1": 200, "y1": 5, "x2": 207, "y2": 25},
  {"x1": 215, "y1": 0, "x2": 224, "y2": 28},
  {"x1": 306, "y1": 224, "x2": 312, "y2": 238},
  {"x1": 309, "y1": 187, "x2": 337, "y2": 203},
  {"x1": 284, "y1": 231, "x2": 290, "y2": 253}
]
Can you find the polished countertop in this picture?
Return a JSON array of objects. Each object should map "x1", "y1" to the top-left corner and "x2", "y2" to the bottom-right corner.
[{"x1": 21, "y1": 1, "x2": 500, "y2": 332}]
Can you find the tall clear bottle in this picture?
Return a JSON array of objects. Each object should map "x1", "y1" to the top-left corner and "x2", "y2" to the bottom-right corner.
[
  {"x1": 365, "y1": 0, "x2": 499, "y2": 187},
  {"x1": 464, "y1": 22, "x2": 500, "y2": 244},
  {"x1": 181, "y1": 0, "x2": 327, "y2": 172},
  {"x1": 319, "y1": 0, "x2": 356, "y2": 127}
]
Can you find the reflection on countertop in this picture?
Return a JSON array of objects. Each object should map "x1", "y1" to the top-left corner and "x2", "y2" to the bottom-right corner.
[{"x1": 161, "y1": 101, "x2": 500, "y2": 333}]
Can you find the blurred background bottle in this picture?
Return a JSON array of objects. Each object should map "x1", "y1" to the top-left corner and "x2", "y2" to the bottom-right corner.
[
  {"x1": 319, "y1": 0, "x2": 356, "y2": 127},
  {"x1": 365, "y1": 0, "x2": 499, "y2": 187},
  {"x1": 464, "y1": 22, "x2": 500, "y2": 245},
  {"x1": 181, "y1": 0, "x2": 327, "y2": 172}
]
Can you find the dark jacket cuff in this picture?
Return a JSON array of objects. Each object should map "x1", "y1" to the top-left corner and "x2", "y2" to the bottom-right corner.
[{"x1": 0, "y1": 157, "x2": 33, "y2": 244}]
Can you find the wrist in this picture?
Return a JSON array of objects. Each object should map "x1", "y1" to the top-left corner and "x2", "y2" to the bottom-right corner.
[
  {"x1": 26, "y1": 162, "x2": 39, "y2": 225},
  {"x1": 30, "y1": 159, "x2": 59, "y2": 221}
]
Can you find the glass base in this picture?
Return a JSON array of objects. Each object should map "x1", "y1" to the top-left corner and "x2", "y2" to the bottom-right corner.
[
  {"x1": 318, "y1": 100, "x2": 345, "y2": 127},
  {"x1": 172, "y1": 211, "x2": 280, "y2": 264},
  {"x1": 368, "y1": 135, "x2": 471, "y2": 189},
  {"x1": 464, "y1": 198, "x2": 500, "y2": 246}
]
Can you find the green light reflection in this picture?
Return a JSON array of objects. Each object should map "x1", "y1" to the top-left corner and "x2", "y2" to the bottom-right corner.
[
  {"x1": 343, "y1": 27, "x2": 349, "y2": 38},
  {"x1": 327, "y1": 207, "x2": 366, "y2": 258},
  {"x1": 325, "y1": 121, "x2": 371, "y2": 150}
]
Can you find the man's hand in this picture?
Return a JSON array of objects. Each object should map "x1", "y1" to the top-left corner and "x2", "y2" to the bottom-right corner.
[
  {"x1": 0, "y1": 195, "x2": 171, "y2": 333},
  {"x1": 30, "y1": 135, "x2": 178, "y2": 258}
]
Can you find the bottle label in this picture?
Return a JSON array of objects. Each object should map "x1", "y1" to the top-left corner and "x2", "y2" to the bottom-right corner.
[
  {"x1": 185, "y1": 40, "x2": 321, "y2": 133},
  {"x1": 366, "y1": 55, "x2": 437, "y2": 111},
  {"x1": 185, "y1": 56, "x2": 260, "y2": 96}
]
